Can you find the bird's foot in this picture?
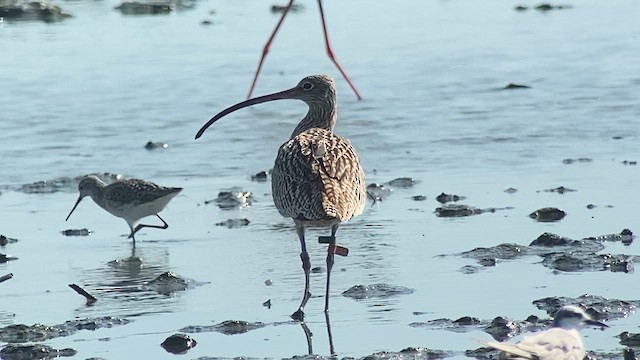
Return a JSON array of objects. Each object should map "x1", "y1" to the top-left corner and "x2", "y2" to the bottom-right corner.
[{"x1": 291, "y1": 309, "x2": 305, "y2": 321}]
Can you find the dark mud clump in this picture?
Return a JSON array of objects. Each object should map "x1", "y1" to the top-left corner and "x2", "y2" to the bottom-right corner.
[
  {"x1": 180, "y1": 320, "x2": 265, "y2": 335},
  {"x1": 586, "y1": 228, "x2": 634, "y2": 245},
  {"x1": 542, "y1": 252, "x2": 634, "y2": 273},
  {"x1": 0, "y1": 317, "x2": 130, "y2": 343},
  {"x1": 529, "y1": 207, "x2": 566, "y2": 222},
  {"x1": 250, "y1": 170, "x2": 268, "y2": 182},
  {"x1": 0, "y1": 235, "x2": 19, "y2": 246},
  {"x1": 539, "y1": 185, "x2": 576, "y2": 194},
  {"x1": 618, "y1": 332, "x2": 640, "y2": 347},
  {"x1": 501, "y1": 83, "x2": 530, "y2": 90},
  {"x1": 161, "y1": 333, "x2": 197, "y2": 354},
  {"x1": 435, "y1": 204, "x2": 511, "y2": 217},
  {"x1": 366, "y1": 183, "x2": 391, "y2": 202},
  {"x1": 457, "y1": 230, "x2": 635, "y2": 274},
  {"x1": 386, "y1": 177, "x2": 417, "y2": 188},
  {"x1": 435, "y1": 192, "x2": 465, "y2": 203},
  {"x1": 342, "y1": 284, "x2": 414, "y2": 300},
  {"x1": 0, "y1": 0, "x2": 71, "y2": 22},
  {"x1": 0, "y1": 344, "x2": 76, "y2": 359},
  {"x1": 563, "y1": 157, "x2": 593, "y2": 164},
  {"x1": 270, "y1": 3, "x2": 303, "y2": 13},
  {"x1": 533, "y1": 294, "x2": 640, "y2": 322},
  {"x1": 0, "y1": 253, "x2": 18, "y2": 263},
  {"x1": 205, "y1": 190, "x2": 253, "y2": 209},
  {"x1": 215, "y1": 218, "x2": 250, "y2": 228},
  {"x1": 115, "y1": 2, "x2": 172, "y2": 14},
  {"x1": 143, "y1": 272, "x2": 189, "y2": 294},
  {"x1": 411, "y1": 313, "x2": 548, "y2": 342},
  {"x1": 61, "y1": 228, "x2": 91, "y2": 236},
  {"x1": 144, "y1": 141, "x2": 168, "y2": 150}
]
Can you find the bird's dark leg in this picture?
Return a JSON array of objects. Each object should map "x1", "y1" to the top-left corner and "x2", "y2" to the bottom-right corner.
[
  {"x1": 292, "y1": 219, "x2": 311, "y2": 321},
  {"x1": 316, "y1": 0, "x2": 363, "y2": 101},
  {"x1": 325, "y1": 310, "x2": 335, "y2": 355},
  {"x1": 128, "y1": 215, "x2": 170, "y2": 246},
  {"x1": 247, "y1": 0, "x2": 294, "y2": 99},
  {"x1": 324, "y1": 223, "x2": 339, "y2": 312},
  {"x1": 300, "y1": 321, "x2": 313, "y2": 354}
]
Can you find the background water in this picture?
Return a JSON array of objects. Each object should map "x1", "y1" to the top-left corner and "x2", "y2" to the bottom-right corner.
[{"x1": 1, "y1": 0, "x2": 640, "y2": 358}]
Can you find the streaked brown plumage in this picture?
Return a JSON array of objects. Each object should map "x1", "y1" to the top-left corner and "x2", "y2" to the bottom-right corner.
[{"x1": 196, "y1": 75, "x2": 365, "y2": 320}]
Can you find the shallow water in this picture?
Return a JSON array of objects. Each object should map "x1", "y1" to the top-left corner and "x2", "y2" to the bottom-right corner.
[{"x1": 1, "y1": 0, "x2": 640, "y2": 358}]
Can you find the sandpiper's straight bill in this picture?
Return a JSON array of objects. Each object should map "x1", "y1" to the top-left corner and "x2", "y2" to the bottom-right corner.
[
  {"x1": 196, "y1": 75, "x2": 365, "y2": 321},
  {"x1": 480, "y1": 305, "x2": 608, "y2": 360},
  {"x1": 66, "y1": 175, "x2": 182, "y2": 247}
]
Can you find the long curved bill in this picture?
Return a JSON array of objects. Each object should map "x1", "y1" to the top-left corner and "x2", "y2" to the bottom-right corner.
[
  {"x1": 195, "y1": 86, "x2": 300, "y2": 139},
  {"x1": 65, "y1": 196, "x2": 84, "y2": 221}
]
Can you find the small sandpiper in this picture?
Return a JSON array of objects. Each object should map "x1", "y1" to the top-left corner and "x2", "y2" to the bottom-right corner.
[{"x1": 66, "y1": 175, "x2": 182, "y2": 246}]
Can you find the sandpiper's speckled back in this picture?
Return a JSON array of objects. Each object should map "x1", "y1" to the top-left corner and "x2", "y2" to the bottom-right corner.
[{"x1": 104, "y1": 179, "x2": 182, "y2": 209}]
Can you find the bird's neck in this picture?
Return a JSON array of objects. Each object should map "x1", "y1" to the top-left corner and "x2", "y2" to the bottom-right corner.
[
  {"x1": 290, "y1": 101, "x2": 337, "y2": 138},
  {"x1": 90, "y1": 184, "x2": 108, "y2": 210}
]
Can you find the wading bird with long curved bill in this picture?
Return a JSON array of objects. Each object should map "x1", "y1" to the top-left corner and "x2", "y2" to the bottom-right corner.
[{"x1": 196, "y1": 75, "x2": 365, "y2": 320}]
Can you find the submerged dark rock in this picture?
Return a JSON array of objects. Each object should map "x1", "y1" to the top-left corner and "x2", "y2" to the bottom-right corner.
[
  {"x1": 435, "y1": 204, "x2": 481, "y2": 217},
  {"x1": 270, "y1": 3, "x2": 303, "y2": 13},
  {"x1": 366, "y1": 183, "x2": 391, "y2": 202},
  {"x1": 533, "y1": 294, "x2": 640, "y2": 322},
  {"x1": 529, "y1": 232, "x2": 574, "y2": 247},
  {"x1": 586, "y1": 228, "x2": 635, "y2": 245},
  {"x1": 115, "y1": 1, "x2": 172, "y2": 14},
  {"x1": 618, "y1": 332, "x2": 640, "y2": 347},
  {"x1": 0, "y1": 253, "x2": 17, "y2": 263},
  {"x1": 144, "y1": 141, "x2": 168, "y2": 150},
  {"x1": 540, "y1": 185, "x2": 576, "y2": 194},
  {"x1": 250, "y1": 171, "x2": 268, "y2": 182},
  {"x1": 205, "y1": 190, "x2": 253, "y2": 209},
  {"x1": 161, "y1": 333, "x2": 197, "y2": 354},
  {"x1": 387, "y1": 177, "x2": 417, "y2": 188},
  {"x1": 541, "y1": 252, "x2": 634, "y2": 273},
  {"x1": 461, "y1": 243, "x2": 530, "y2": 261},
  {"x1": 61, "y1": 228, "x2": 91, "y2": 236},
  {"x1": 535, "y1": 3, "x2": 573, "y2": 11},
  {"x1": 0, "y1": 0, "x2": 71, "y2": 22},
  {"x1": 0, "y1": 235, "x2": 18, "y2": 246},
  {"x1": 143, "y1": 272, "x2": 189, "y2": 294},
  {"x1": 0, "y1": 317, "x2": 130, "y2": 343},
  {"x1": 563, "y1": 157, "x2": 593, "y2": 164},
  {"x1": 0, "y1": 344, "x2": 76, "y2": 359},
  {"x1": 528, "y1": 207, "x2": 566, "y2": 222},
  {"x1": 342, "y1": 284, "x2": 414, "y2": 300},
  {"x1": 215, "y1": 218, "x2": 250, "y2": 228},
  {"x1": 502, "y1": 83, "x2": 530, "y2": 90},
  {"x1": 435, "y1": 192, "x2": 465, "y2": 204},
  {"x1": 180, "y1": 320, "x2": 265, "y2": 335}
]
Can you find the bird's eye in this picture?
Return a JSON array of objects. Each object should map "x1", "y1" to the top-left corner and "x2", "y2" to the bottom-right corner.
[{"x1": 302, "y1": 82, "x2": 314, "y2": 91}]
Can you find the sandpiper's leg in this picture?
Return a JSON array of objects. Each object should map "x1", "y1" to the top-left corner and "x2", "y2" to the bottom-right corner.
[
  {"x1": 316, "y1": 0, "x2": 362, "y2": 100},
  {"x1": 324, "y1": 223, "x2": 339, "y2": 312},
  {"x1": 132, "y1": 214, "x2": 170, "y2": 234},
  {"x1": 128, "y1": 215, "x2": 170, "y2": 246},
  {"x1": 127, "y1": 225, "x2": 137, "y2": 248},
  {"x1": 247, "y1": 0, "x2": 294, "y2": 99},
  {"x1": 291, "y1": 219, "x2": 311, "y2": 321}
]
